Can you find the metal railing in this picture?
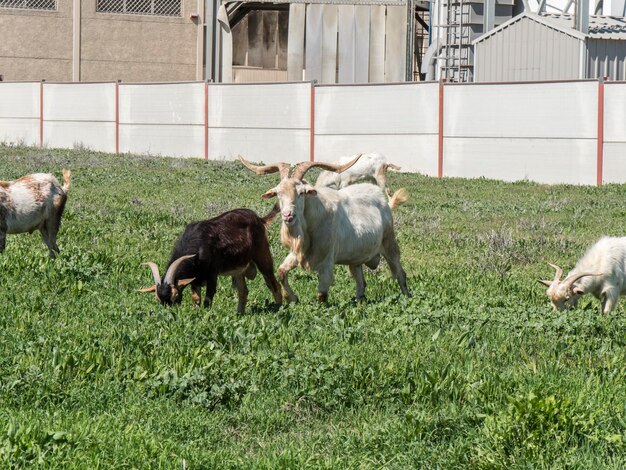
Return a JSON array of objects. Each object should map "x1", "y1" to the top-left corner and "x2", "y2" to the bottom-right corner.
[
  {"x1": 96, "y1": 0, "x2": 181, "y2": 17},
  {"x1": 0, "y1": 0, "x2": 56, "y2": 11}
]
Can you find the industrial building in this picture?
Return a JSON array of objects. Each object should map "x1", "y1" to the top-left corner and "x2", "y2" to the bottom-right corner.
[
  {"x1": 0, "y1": 0, "x2": 205, "y2": 82},
  {"x1": 473, "y1": 13, "x2": 626, "y2": 81},
  {"x1": 0, "y1": 0, "x2": 624, "y2": 83}
]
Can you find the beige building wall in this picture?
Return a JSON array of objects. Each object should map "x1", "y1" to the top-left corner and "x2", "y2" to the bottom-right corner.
[
  {"x1": 0, "y1": 0, "x2": 203, "y2": 82},
  {"x1": 0, "y1": 0, "x2": 73, "y2": 81},
  {"x1": 80, "y1": 0, "x2": 202, "y2": 82}
]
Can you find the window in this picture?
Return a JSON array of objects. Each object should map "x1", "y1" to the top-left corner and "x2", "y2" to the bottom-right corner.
[
  {"x1": 0, "y1": 0, "x2": 56, "y2": 10},
  {"x1": 96, "y1": 0, "x2": 181, "y2": 17}
]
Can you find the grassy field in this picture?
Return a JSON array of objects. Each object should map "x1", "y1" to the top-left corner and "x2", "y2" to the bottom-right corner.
[{"x1": 0, "y1": 145, "x2": 625, "y2": 468}]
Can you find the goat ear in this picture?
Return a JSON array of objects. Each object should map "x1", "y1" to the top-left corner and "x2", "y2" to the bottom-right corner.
[
  {"x1": 177, "y1": 278, "x2": 196, "y2": 288},
  {"x1": 138, "y1": 285, "x2": 157, "y2": 293},
  {"x1": 261, "y1": 189, "x2": 277, "y2": 199},
  {"x1": 572, "y1": 286, "x2": 584, "y2": 296},
  {"x1": 537, "y1": 279, "x2": 552, "y2": 287}
]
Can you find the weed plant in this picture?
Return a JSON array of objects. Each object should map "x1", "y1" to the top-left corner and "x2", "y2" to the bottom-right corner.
[{"x1": 0, "y1": 145, "x2": 624, "y2": 468}]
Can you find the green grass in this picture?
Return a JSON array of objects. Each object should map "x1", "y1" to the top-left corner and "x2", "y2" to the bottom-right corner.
[{"x1": 0, "y1": 144, "x2": 625, "y2": 468}]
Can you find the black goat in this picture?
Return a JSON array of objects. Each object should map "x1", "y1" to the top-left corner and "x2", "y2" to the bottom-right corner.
[{"x1": 139, "y1": 207, "x2": 282, "y2": 313}]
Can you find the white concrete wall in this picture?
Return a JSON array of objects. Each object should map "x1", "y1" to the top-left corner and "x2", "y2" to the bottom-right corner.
[
  {"x1": 314, "y1": 83, "x2": 438, "y2": 176},
  {"x1": 0, "y1": 79, "x2": 623, "y2": 186},
  {"x1": 44, "y1": 83, "x2": 116, "y2": 153},
  {"x1": 119, "y1": 82, "x2": 204, "y2": 158},
  {"x1": 208, "y1": 82, "x2": 310, "y2": 164},
  {"x1": 443, "y1": 81, "x2": 598, "y2": 184},
  {"x1": 603, "y1": 83, "x2": 626, "y2": 184},
  {"x1": 0, "y1": 82, "x2": 40, "y2": 147}
]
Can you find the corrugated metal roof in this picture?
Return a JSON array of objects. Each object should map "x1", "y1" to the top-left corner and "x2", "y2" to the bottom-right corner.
[
  {"x1": 543, "y1": 14, "x2": 626, "y2": 39},
  {"x1": 474, "y1": 12, "x2": 626, "y2": 44}
]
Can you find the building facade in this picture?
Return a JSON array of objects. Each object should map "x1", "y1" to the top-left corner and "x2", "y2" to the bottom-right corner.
[
  {"x1": 0, "y1": 0, "x2": 204, "y2": 82},
  {"x1": 473, "y1": 13, "x2": 626, "y2": 81},
  {"x1": 1, "y1": 0, "x2": 424, "y2": 84}
]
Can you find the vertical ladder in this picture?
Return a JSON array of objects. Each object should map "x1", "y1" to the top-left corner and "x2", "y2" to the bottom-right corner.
[{"x1": 440, "y1": 0, "x2": 472, "y2": 82}]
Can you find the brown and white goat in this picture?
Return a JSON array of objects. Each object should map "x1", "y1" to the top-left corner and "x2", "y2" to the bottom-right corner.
[
  {"x1": 0, "y1": 169, "x2": 71, "y2": 258},
  {"x1": 240, "y1": 156, "x2": 409, "y2": 303},
  {"x1": 139, "y1": 208, "x2": 282, "y2": 313}
]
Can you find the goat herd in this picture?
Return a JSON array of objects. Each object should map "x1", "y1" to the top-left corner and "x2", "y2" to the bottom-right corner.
[{"x1": 1, "y1": 153, "x2": 625, "y2": 315}]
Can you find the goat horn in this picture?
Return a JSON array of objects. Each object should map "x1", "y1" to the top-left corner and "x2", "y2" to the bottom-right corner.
[
  {"x1": 239, "y1": 156, "x2": 290, "y2": 180},
  {"x1": 143, "y1": 262, "x2": 162, "y2": 286},
  {"x1": 562, "y1": 272, "x2": 603, "y2": 289},
  {"x1": 292, "y1": 154, "x2": 362, "y2": 181},
  {"x1": 548, "y1": 263, "x2": 563, "y2": 281},
  {"x1": 163, "y1": 254, "x2": 196, "y2": 285}
]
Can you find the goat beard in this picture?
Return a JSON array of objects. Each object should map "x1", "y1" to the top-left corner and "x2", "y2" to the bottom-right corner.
[{"x1": 280, "y1": 219, "x2": 312, "y2": 271}]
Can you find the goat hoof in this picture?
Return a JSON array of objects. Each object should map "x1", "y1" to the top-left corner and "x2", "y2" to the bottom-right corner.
[{"x1": 317, "y1": 292, "x2": 328, "y2": 303}]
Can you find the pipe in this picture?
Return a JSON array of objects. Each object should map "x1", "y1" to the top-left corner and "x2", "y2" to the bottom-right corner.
[{"x1": 72, "y1": 0, "x2": 81, "y2": 82}]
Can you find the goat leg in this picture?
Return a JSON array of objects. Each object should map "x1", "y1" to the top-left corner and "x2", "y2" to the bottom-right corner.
[
  {"x1": 203, "y1": 274, "x2": 218, "y2": 308},
  {"x1": 382, "y1": 234, "x2": 410, "y2": 297},
  {"x1": 278, "y1": 252, "x2": 299, "y2": 303},
  {"x1": 233, "y1": 275, "x2": 249, "y2": 314},
  {"x1": 349, "y1": 265, "x2": 366, "y2": 302},
  {"x1": 252, "y1": 249, "x2": 282, "y2": 307},
  {"x1": 316, "y1": 265, "x2": 334, "y2": 303},
  {"x1": 191, "y1": 285, "x2": 202, "y2": 306},
  {"x1": 601, "y1": 288, "x2": 619, "y2": 315},
  {"x1": 39, "y1": 225, "x2": 58, "y2": 259}
]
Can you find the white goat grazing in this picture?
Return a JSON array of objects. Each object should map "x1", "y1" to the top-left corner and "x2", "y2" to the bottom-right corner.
[
  {"x1": 315, "y1": 153, "x2": 401, "y2": 192},
  {"x1": 240, "y1": 156, "x2": 409, "y2": 303},
  {"x1": 538, "y1": 236, "x2": 626, "y2": 314},
  {"x1": 0, "y1": 169, "x2": 71, "y2": 258}
]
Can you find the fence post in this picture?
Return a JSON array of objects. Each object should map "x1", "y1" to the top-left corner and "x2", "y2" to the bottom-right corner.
[
  {"x1": 310, "y1": 80, "x2": 316, "y2": 162},
  {"x1": 597, "y1": 77, "x2": 604, "y2": 186},
  {"x1": 39, "y1": 80, "x2": 45, "y2": 148},
  {"x1": 204, "y1": 81, "x2": 209, "y2": 161},
  {"x1": 438, "y1": 78, "x2": 444, "y2": 178}
]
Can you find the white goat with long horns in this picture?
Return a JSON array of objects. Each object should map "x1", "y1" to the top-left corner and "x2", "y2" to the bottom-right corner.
[
  {"x1": 538, "y1": 236, "x2": 626, "y2": 314},
  {"x1": 240, "y1": 155, "x2": 409, "y2": 303}
]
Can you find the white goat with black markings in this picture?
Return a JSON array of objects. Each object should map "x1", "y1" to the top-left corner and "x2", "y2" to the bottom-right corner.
[
  {"x1": 538, "y1": 236, "x2": 626, "y2": 314},
  {"x1": 240, "y1": 155, "x2": 409, "y2": 303},
  {"x1": 315, "y1": 152, "x2": 401, "y2": 193},
  {"x1": 0, "y1": 169, "x2": 71, "y2": 258}
]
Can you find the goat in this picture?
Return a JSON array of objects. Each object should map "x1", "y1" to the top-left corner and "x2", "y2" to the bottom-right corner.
[
  {"x1": 240, "y1": 156, "x2": 409, "y2": 303},
  {"x1": 0, "y1": 169, "x2": 71, "y2": 258},
  {"x1": 139, "y1": 208, "x2": 282, "y2": 313},
  {"x1": 315, "y1": 152, "x2": 401, "y2": 194},
  {"x1": 538, "y1": 236, "x2": 626, "y2": 314}
]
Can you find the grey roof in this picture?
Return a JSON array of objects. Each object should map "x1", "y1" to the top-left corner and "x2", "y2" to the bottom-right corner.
[
  {"x1": 474, "y1": 12, "x2": 626, "y2": 44},
  {"x1": 544, "y1": 14, "x2": 626, "y2": 39}
]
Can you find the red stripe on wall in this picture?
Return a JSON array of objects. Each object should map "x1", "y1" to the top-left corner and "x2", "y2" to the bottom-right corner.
[
  {"x1": 310, "y1": 81, "x2": 315, "y2": 162},
  {"x1": 115, "y1": 80, "x2": 120, "y2": 154},
  {"x1": 204, "y1": 82, "x2": 209, "y2": 161},
  {"x1": 597, "y1": 78, "x2": 604, "y2": 186},
  {"x1": 39, "y1": 80, "x2": 44, "y2": 147},
  {"x1": 438, "y1": 79, "x2": 444, "y2": 179}
]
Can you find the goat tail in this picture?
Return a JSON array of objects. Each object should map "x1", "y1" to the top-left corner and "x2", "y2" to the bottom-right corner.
[
  {"x1": 61, "y1": 168, "x2": 71, "y2": 193},
  {"x1": 388, "y1": 188, "x2": 409, "y2": 209},
  {"x1": 262, "y1": 203, "x2": 281, "y2": 229}
]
